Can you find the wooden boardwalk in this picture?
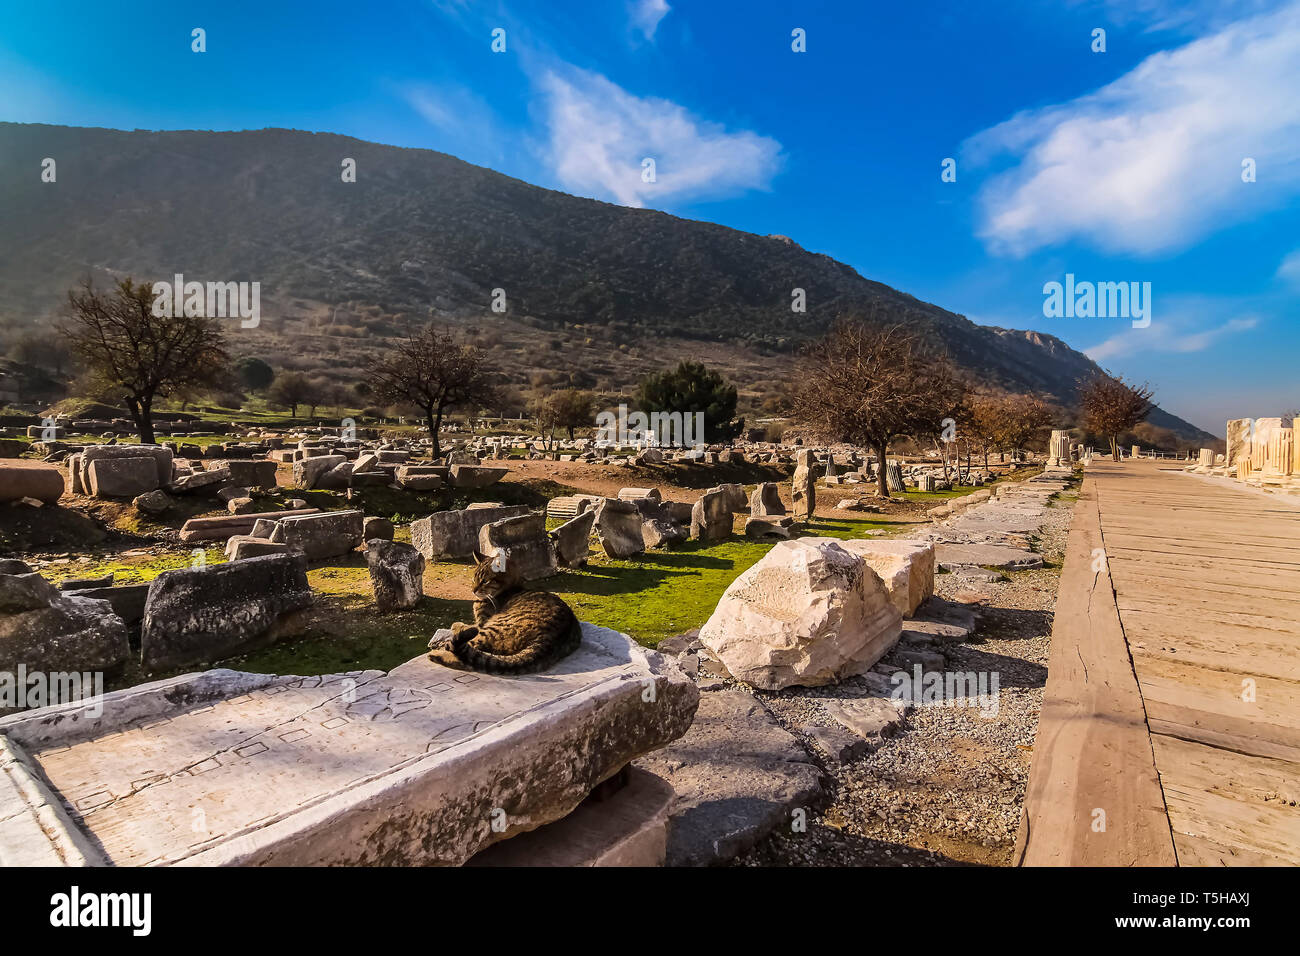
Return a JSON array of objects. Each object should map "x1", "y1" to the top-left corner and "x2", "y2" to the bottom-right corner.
[{"x1": 1018, "y1": 458, "x2": 1300, "y2": 866}]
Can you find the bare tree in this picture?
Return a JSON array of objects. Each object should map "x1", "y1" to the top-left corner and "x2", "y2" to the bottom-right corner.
[
  {"x1": 59, "y1": 277, "x2": 228, "y2": 444},
  {"x1": 792, "y1": 321, "x2": 964, "y2": 497},
  {"x1": 368, "y1": 326, "x2": 499, "y2": 458},
  {"x1": 1080, "y1": 373, "x2": 1155, "y2": 461},
  {"x1": 999, "y1": 393, "x2": 1054, "y2": 462}
]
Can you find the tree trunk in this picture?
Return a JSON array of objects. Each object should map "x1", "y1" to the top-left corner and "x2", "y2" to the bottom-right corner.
[
  {"x1": 1110, "y1": 435, "x2": 1120, "y2": 461},
  {"x1": 127, "y1": 395, "x2": 156, "y2": 445},
  {"x1": 875, "y1": 441, "x2": 890, "y2": 498},
  {"x1": 427, "y1": 406, "x2": 443, "y2": 460}
]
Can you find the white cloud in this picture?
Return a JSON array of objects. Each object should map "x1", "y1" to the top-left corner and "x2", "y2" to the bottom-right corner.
[
  {"x1": 1083, "y1": 0, "x2": 1279, "y2": 33},
  {"x1": 536, "y1": 67, "x2": 782, "y2": 207},
  {"x1": 1086, "y1": 314, "x2": 1258, "y2": 361},
  {"x1": 630, "y1": 0, "x2": 671, "y2": 41},
  {"x1": 1277, "y1": 248, "x2": 1300, "y2": 286},
  {"x1": 965, "y1": 2, "x2": 1300, "y2": 256}
]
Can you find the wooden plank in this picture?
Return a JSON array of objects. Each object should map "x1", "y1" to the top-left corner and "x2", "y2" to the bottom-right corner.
[
  {"x1": 1015, "y1": 478, "x2": 1177, "y2": 866},
  {"x1": 1152, "y1": 736, "x2": 1300, "y2": 866}
]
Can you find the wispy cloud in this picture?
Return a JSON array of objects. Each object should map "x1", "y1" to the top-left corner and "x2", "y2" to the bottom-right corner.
[
  {"x1": 1086, "y1": 313, "x2": 1259, "y2": 361},
  {"x1": 630, "y1": 0, "x2": 671, "y2": 41},
  {"x1": 1080, "y1": 0, "x2": 1279, "y2": 33},
  {"x1": 1277, "y1": 248, "x2": 1300, "y2": 286},
  {"x1": 965, "y1": 1, "x2": 1300, "y2": 257},
  {"x1": 536, "y1": 66, "x2": 782, "y2": 207}
]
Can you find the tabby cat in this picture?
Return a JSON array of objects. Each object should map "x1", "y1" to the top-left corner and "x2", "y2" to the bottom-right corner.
[{"x1": 427, "y1": 553, "x2": 582, "y2": 674}]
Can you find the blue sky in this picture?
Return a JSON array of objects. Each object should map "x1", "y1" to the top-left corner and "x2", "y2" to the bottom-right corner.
[{"x1": 3, "y1": 0, "x2": 1298, "y2": 435}]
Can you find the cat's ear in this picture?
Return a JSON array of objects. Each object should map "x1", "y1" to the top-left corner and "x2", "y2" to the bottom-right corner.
[{"x1": 471, "y1": 545, "x2": 487, "y2": 565}]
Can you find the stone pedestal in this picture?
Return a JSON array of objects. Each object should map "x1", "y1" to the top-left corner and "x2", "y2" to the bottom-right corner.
[{"x1": 0, "y1": 624, "x2": 698, "y2": 866}]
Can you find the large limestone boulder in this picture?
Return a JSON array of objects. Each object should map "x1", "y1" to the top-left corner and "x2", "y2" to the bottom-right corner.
[
  {"x1": 139, "y1": 554, "x2": 315, "y2": 669},
  {"x1": 839, "y1": 539, "x2": 935, "y2": 617},
  {"x1": 0, "y1": 572, "x2": 129, "y2": 676},
  {"x1": 0, "y1": 461, "x2": 64, "y2": 504},
  {"x1": 699, "y1": 537, "x2": 902, "y2": 690}
]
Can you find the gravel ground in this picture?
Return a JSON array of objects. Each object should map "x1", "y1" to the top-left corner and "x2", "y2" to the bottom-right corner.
[{"x1": 732, "y1": 488, "x2": 1077, "y2": 867}]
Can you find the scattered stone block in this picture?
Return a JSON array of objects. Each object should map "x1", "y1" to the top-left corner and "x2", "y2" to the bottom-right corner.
[
  {"x1": 448, "y1": 465, "x2": 508, "y2": 489},
  {"x1": 214, "y1": 459, "x2": 277, "y2": 490},
  {"x1": 139, "y1": 553, "x2": 314, "y2": 670},
  {"x1": 744, "y1": 515, "x2": 795, "y2": 539},
  {"x1": 551, "y1": 510, "x2": 596, "y2": 568},
  {"x1": 365, "y1": 540, "x2": 425, "y2": 611},
  {"x1": 636, "y1": 689, "x2": 823, "y2": 867},
  {"x1": 81, "y1": 445, "x2": 173, "y2": 487},
  {"x1": 269, "y1": 510, "x2": 364, "y2": 561},
  {"x1": 0, "y1": 573, "x2": 130, "y2": 676},
  {"x1": 593, "y1": 498, "x2": 645, "y2": 558},
  {"x1": 410, "y1": 505, "x2": 529, "y2": 560},
  {"x1": 167, "y1": 466, "x2": 232, "y2": 496},
  {"x1": 132, "y1": 489, "x2": 175, "y2": 516},
  {"x1": 468, "y1": 767, "x2": 675, "y2": 867},
  {"x1": 690, "y1": 489, "x2": 732, "y2": 543},
  {"x1": 750, "y1": 482, "x2": 785, "y2": 516},
  {"x1": 292, "y1": 455, "x2": 347, "y2": 490},
  {"x1": 363, "y1": 517, "x2": 394, "y2": 542},
  {"x1": 823, "y1": 697, "x2": 904, "y2": 742},
  {"x1": 935, "y1": 543, "x2": 1043, "y2": 570},
  {"x1": 0, "y1": 461, "x2": 64, "y2": 505},
  {"x1": 710, "y1": 483, "x2": 747, "y2": 511},
  {"x1": 62, "y1": 584, "x2": 150, "y2": 626},
  {"x1": 88, "y1": 456, "x2": 158, "y2": 498},
  {"x1": 478, "y1": 513, "x2": 556, "y2": 581},
  {"x1": 224, "y1": 535, "x2": 294, "y2": 561}
]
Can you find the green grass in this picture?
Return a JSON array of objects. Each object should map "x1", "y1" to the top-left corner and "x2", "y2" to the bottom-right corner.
[
  {"x1": 40, "y1": 547, "x2": 227, "y2": 585},
  {"x1": 183, "y1": 513, "x2": 897, "y2": 678}
]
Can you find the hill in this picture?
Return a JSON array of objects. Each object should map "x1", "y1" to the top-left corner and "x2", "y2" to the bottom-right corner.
[{"x1": 0, "y1": 122, "x2": 1213, "y2": 440}]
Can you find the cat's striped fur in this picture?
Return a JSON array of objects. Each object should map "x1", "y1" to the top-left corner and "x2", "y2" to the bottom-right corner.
[{"x1": 428, "y1": 555, "x2": 582, "y2": 674}]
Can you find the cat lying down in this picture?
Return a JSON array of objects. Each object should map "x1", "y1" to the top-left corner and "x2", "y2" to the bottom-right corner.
[{"x1": 428, "y1": 552, "x2": 582, "y2": 675}]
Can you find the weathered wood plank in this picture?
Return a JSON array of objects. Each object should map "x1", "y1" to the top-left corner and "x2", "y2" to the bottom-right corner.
[{"x1": 1015, "y1": 478, "x2": 1176, "y2": 866}]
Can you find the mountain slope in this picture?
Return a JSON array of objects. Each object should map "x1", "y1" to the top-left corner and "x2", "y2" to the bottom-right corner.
[{"x1": 0, "y1": 122, "x2": 1211, "y2": 439}]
